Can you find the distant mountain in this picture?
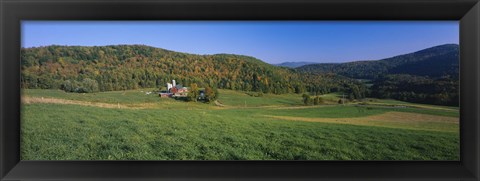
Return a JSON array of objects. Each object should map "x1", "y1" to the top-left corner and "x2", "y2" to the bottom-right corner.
[
  {"x1": 296, "y1": 44, "x2": 459, "y2": 79},
  {"x1": 274, "y1": 61, "x2": 317, "y2": 68}
]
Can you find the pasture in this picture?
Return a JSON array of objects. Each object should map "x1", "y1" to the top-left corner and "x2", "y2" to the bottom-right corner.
[{"x1": 21, "y1": 89, "x2": 459, "y2": 160}]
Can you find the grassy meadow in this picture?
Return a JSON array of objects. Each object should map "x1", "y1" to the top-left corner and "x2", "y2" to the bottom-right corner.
[{"x1": 21, "y1": 89, "x2": 459, "y2": 160}]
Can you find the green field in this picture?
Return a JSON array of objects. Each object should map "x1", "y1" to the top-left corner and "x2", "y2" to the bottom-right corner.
[{"x1": 21, "y1": 89, "x2": 460, "y2": 160}]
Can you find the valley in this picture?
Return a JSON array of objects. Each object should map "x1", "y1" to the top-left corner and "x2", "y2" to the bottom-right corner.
[{"x1": 20, "y1": 44, "x2": 460, "y2": 160}]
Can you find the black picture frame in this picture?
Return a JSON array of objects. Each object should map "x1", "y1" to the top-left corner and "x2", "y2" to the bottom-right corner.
[{"x1": 1, "y1": 0, "x2": 479, "y2": 180}]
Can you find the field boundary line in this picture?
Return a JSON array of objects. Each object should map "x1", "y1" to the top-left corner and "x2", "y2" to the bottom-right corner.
[
  {"x1": 22, "y1": 96, "x2": 140, "y2": 109},
  {"x1": 264, "y1": 111, "x2": 459, "y2": 132}
]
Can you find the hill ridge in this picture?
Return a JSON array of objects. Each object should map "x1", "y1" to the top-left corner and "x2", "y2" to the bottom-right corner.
[
  {"x1": 296, "y1": 43, "x2": 459, "y2": 79},
  {"x1": 20, "y1": 44, "x2": 363, "y2": 96}
]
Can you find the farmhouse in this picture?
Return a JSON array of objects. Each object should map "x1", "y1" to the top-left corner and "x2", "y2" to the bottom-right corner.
[
  {"x1": 173, "y1": 84, "x2": 188, "y2": 97},
  {"x1": 159, "y1": 80, "x2": 189, "y2": 98}
]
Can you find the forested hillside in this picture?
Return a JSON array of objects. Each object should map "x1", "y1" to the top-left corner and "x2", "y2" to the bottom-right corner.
[
  {"x1": 296, "y1": 44, "x2": 459, "y2": 106},
  {"x1": 370, "y1": 74, "x2": 459, "y2": 106},
  {"x1": 21, "y1": 45, "x2": 365, "y2": 97},
  {"x1": 297, "y1": 44, "x2": 459, "y2": 79}
]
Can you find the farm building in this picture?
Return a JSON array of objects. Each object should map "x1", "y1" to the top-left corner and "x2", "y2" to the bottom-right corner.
[
  {"x1": 159, "y1": 80, "x2": 189, "y2": 98},
  {"x1": 159, "y1": 90, "x2": 171, "y2": 98},
  {"x1": 173, "y1": 85, "x2": 188, "y2": 97},
  {"x1": 198, "y1": 90, "x2": 206, "y2": 100}
]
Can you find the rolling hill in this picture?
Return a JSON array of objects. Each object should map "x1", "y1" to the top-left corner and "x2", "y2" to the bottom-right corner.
[
  {"x1": 20, "y1": 45, "x2": 362, "y2": 95},
  {"x1": 20, "y1": 44, "x2": 459, "y2": 106},
  {"x1": 296, "y1": 44, "x2": 459, "y2": 79},
  {"x1": 296, "y1": 44, "x2": 459, "y2": 106}
]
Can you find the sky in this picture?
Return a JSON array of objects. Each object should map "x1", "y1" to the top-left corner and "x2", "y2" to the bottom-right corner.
[{"x1": 22, "y1": 21, "x2": 459, "y2": 64}]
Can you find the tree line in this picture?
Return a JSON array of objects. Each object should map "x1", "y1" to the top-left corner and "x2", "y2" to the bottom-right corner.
[{"x1": 370, "y1": 74, "x2": 459, "y2": 106}]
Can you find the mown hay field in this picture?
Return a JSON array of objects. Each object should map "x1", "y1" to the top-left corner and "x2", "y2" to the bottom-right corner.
[{"x1": 21, "y1": 89, "x2": 459, "y2": 160}]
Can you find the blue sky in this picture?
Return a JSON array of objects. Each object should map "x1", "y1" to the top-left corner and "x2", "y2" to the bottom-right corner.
[{"x1": 22, "y1": 21, "x2": 458, "y2": 64}]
